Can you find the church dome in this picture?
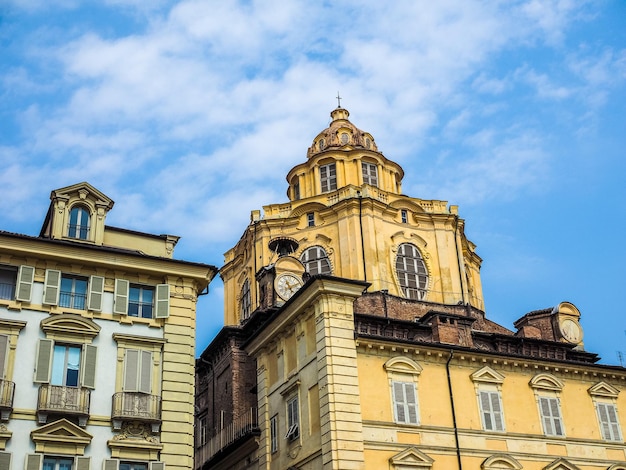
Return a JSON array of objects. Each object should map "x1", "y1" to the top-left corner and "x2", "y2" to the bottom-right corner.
[{"x1": 307, "y1": 107, "x2": 378, "y2": 158}]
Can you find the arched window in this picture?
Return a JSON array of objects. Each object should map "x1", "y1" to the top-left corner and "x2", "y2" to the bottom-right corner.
[
  {"x1": 300, "y1": 246, "x2": 331, "y2": 275},
  {"x1": 68, "y1": 206, "x2": 90, "y2": 240},
  {"x1": 395, "y1": 243, "x2": 428, "y2": 300}
]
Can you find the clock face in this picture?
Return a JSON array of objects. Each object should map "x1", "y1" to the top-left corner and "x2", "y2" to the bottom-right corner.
[
  {"x1": 560, "y1": 318, "x2": 581, "y2": 343},
  {"x1": 275, "y1": 273, "x2": 303, "y2": 301}
]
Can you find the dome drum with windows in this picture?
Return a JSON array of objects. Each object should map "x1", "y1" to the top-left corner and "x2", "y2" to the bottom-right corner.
[{"x1": 221, "y1": 106, "x2": 484, "y2": 326}]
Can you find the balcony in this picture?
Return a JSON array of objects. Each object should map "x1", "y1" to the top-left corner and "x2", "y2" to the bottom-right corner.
[
  {"x1": 111, "y1": 392, "x2": 161, "y2": 433},
  {"x1": 37, "y1": 384, "x2": 91, "y2": 427},
  {"x1": 195, "y1": 408, "x2": 259, "y2": 470},
  {"x1": 0, "y1": 379, "x2": 15, "y2": 420}
]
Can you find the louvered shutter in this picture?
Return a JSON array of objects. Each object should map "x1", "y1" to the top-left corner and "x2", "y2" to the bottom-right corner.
[
  {"x1": 480, "y1": 391, "x2": 493, "y2": 430},
  {"x1": 606, "y1": 403, "x2": 622, "y2": 440},
  {"x1": 393, "y1": 382, "x2": 405, "y2": 423},
  {"x1": 139, "y1": 350, "x2": 152, "y2": 394},
  {"x1": 16, "y1": 265, "x2": 35, "y2": 302},
  {"x1": 26, "y1": 454, "x2": 42, "y2": 470},
  {"x1": 34, "y1": 339, "x2": 54, "y2": 383},
  {"x1": 0, "y1": 335, "x2": 7, "y2": 379},
  {"x1": 124, "y1": 349, "x2": 139, "y2": 391},
  {"x1": 404, "y1": 382, "x2": 418, "y2": 424},
  {"x1": 154, "y1": 284, "x2": 170, "y2": 319},
  {"x1": 76, "y1": 457, "x2": 91, "y2": 470},
  {"x1": 113, "y1": 279, "x2": 129, "y2": 315},
  {"x1": 490, "y1": 391, "x2": 504, "y2": 431},
  {"x1": 102, "y1": 460, "x2": 119, "y2": 470},
  {"x1": 150, "y1": 463, "x2": 165, "y2": 470},
  {"x1": 81, "y1": 344, "x2": 97, "y2": 389},
  {"x1": 0, "y1": 452, "x2": 11, "y2": 470},
  {"x1": 42, "y1": 269, "x2": 61, "y2": 306},
  {"x1": 88, "y1": 276, "x2": 105, "y2": 311},
  {"x1": 539, "y1": 397, "x2": 553, "y2": 435},
  {"x1": 549, "y1": 397, "x2": 563, "y2": 436}
]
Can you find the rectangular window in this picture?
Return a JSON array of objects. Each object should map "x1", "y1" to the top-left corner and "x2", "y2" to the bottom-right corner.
[
  {"x1": 51, "y1": 344, "x2": 81, "y2": 387},
  {"x1": 43, "y1": 457, "x2": 74, "y2": 470},
  {"x1": 0, "y1": 266, "x2": 17, "y2": 301},
  {"x1": 0, "y1": 334, "x2": 7, "y2": 379},
  {"x1": 270, "y1": 414, "x2": 279, "y2": 453},
  {"x1": 286, "y1": 396, "x2": 299, "y2": 440},
  {"x1": 479, "y1": 390, "x2": 505, "y2": 431},
  {"x1": 401, "y1": 209, "x2": 408, "y2": 224},
  {"x1": 198, "y1": 415, "x2": 208, "y2": 446},
  {"x1": 307, "y1": 212, "x2": 315, "y2": 227},
  {"x1": 60, "y1": 276, "x2": 88, "y2": 310},
  {"x1": 392, "y1": 381, "x2": 419, "y2": 424},
  {"x1": 293, "y1": 181, "x2": 300, "y2": 200},
  {"x1": 597, "y1": 402, "x2": 622, "y2": 441},
  {"x1": 539, "y1": 396, "x2": 564, "y2": 436},
  {"x1": 119, "y1": 463, "x2": 148, "y2": 470},
  {"x1": 129, "y1": 286, "x2": 154, "y2": 319},
  {"x1": 362, "y1": 162, "x2": 378, "y2": 186},
  {"x1": 320, "y1": 163, "x2": 337, "y2": 193}
]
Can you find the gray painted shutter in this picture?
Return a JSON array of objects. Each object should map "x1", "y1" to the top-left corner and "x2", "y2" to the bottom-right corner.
[
  {"x1": 479, "y1": 391, "x2": 493, "y2": 430},
  {"x1": 102, "y1": 460, "x2": 119, "y2": 470},
  {"x1": 0, "y1": 335, "x2": 7, "y2": 379},
  {"x1": 34, "y1": 339, "x2": 54, "y2": 383},
  {"x1": 113, "y1": 279, "x2": 129, "y2": 315},
  {"x1": 76, "y1": 457, "x2": 91, "y2": 470},
  {"x1": 392, "y1": 381, "x2": 405, "y2": 423},
  {"x1": 0, "y1": 451, "x2": 11, "y2": 470},
  {"x1": 88, "y1": 275, "x2": 105, "y2": 311},
  {"x1": 81, "y1": 344, "x2": 97, "y2": 389},
  {"x1": 26, "y1": 454, "x2": 42, "y2": 470},
  {"x1": 404, "y1": 382, "x2": 418, "y2": 424},
  {"x1": 539, "y1": 397, "x2": 553, "y2": 435},
  {"x1": 43, "y1": 269, "x2": 61, "y2": 306},
  {"x1": 154, "y1": 284, "x2": 170, "y2": 319},
  {"x1": 124, "y1": 349, "x2": 139, "y2": 392},
  {"x1": 15, "y1": 265, "x2": 35, "y2": 302},
  {"x1": 150, "y1": 463, "x2": 165, "y2": 470},
  {"x1": 490, "y1": 391, "x2": 504, "y2": 431},
  {"x1": 139, "y1": 351, "x2": 152, "y2": 394}
]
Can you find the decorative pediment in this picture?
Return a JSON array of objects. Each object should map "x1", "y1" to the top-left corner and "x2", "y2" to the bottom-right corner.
[
  {"x1": 41, "y1": 313, "x2": 101, "y2": 341},
  {"x1": 384, "y1": 357, "x2": 423, "y2": 376},
  {"x1": 471, "y1": 366, "x2": 505, "y2": 384},
  {"x1": 389, "y1": 446, "x2": 434, "y2": 468},
  {"x1": 482, "y1": 454, "x2": 522, "y2": 469},
  {"x1": 530, "y1": 373, "x2": 563, "y2": 391},
  {"x1": 31, "y1": 418, "x2": 92, "y2": 454},
  {"x1": 543, "y1": 458, "x2": 580, "y2": 470},
  {"x1": 588, "y1": 381, "x2": 620, "y2": 398}
]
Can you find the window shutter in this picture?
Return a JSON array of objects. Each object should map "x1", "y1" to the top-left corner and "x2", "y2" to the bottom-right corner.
[
  {"x1": 88, "y1": 275, "x2": 105, "y2": 311},
  {"x1": 392, "y1": 381, "x2": 406, "y2": 423},
  {"x1": 490, "y1": 391, "x2": 504, "y2": 431},
  {"x1": 606, "y1": 403, "x2": 622, "y2": 440},
  {"x1": 76, "y1": 457, "x2": 91, "y2": 470},
  {"x1": 113, "y1": 279, "x2": 129, "y2": 315},
  {"x1": 0, "y1": 335, "x2": 7, "y2": 379},
  {"x1": 539, "y1": 397, "x2": 553, "y2": 435},
  {"x1": 124, "y1": 349, "x2": 139, "y2": 392},
  {"x1": 139, "y1": 350, "x2": 153, "y2": 394},
  {"x1": 404, "y1": 382, "x2": 418, "y2": 424},
  {"x1": 42, "y1": 269, "x2": 61, "y2": 306},
  {"x1": 150, "y1": 463, "x2": 165, "y2": 470},
  {"x1": 81, "y1": 344, "x2": 98, "y2": 389},
  {"x1": 102, "y1": 460, "x2": 119, "y2": 470},
  {"x1": 479, "y1": 391, "x2": 493, "y2": 430},
  {"x1": 26, "y1": 454, "x2": 42, "y2": 470},
  {"x1": 16, "y1": 265, "x2": 35, "y2": 302},
  {"x1": 0, "y1": 452, "x2": 11, "y2": 470},
  {"x1": 34, "y1": 339, "x2": 54, "y2": 383},
  {"x1": 155, "y1": 284, "x2": 170, "y2": 319}
]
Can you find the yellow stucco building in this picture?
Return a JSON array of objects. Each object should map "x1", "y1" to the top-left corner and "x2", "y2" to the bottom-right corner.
[
  {"x1": 195, "y1": 107, "x2": 626, "y2": 470},
  {"x1": 0, "y1": 182, "x2": 217, "y2": 470}
]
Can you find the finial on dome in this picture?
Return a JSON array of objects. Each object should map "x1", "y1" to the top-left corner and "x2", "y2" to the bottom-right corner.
[{"x1": 336, "y1": 91, "x2": 342, "y2": 108}]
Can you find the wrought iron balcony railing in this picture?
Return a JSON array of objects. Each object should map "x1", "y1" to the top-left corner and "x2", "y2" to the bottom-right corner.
[
  {"x1": 194, "y1": 408, "x2": 259, "y2": 469},
  {"x1": 0, "y1": 379, "x2": 15, "y2": 420},
  {"x1": 111, "y1": 392, "x2": 162, "y2": 433},
  {"x1": 37, "y1": 384, "x2": 90, "y2": 426}
]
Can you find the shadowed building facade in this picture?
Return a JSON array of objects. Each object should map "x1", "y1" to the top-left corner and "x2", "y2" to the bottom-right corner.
[{"x1": 195, "y1": 108, "x2": 626, "y2": 470}]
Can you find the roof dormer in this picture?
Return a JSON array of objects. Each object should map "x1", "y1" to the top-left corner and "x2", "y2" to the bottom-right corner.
[{"x1": 39, "y1": 182, "x2": 114, "y2": 246}]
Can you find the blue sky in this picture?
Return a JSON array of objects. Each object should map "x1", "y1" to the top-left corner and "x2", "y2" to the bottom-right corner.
[{"x1": 1, "y1": 1, "x2": 625, "y2": 363}]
